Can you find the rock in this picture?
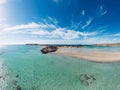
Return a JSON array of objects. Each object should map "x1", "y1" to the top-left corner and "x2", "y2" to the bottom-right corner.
[
  {"x1": 0, "y1": 76, "x2": 2, "y2": 79},
  {"x1": 16, "y1": 75, "x2": 19, "y2": 78},
  {"x1": 82, "y1": 80, "x2": 89, "y2": 86},
  {"x1": 90, "y1": 74, "x2": 96, "y2": 80},
  {"x1": 80, "y1": 74, "x2": 96, "y2": 86},
  {"x1": 90, "y1": 75, "x2": 94, "y2": 78},
  {"x1": 16, "y1": 86, "x2": 21, "y2": 90},
  {"x1": 93, "y1": 77, "x2": 96, "y2": 80},
  {"x1": 0, "y1": 76, "x2": 5, "y2": 80},
  {"x1": 3, "y1": 77, "x2": 5, "y2": 80},
  {"x1": 80, "y1": 74, "x2": 83, "y2": 77},
  {"x1": 84, "y1": 74, "x2": 90, "y2": 80},
  {"x1": 41, "y1": 46, "x2": 58, "y2": 54},
  {"x1": 90, "y1": 81, "x2": 92, "y2": 84},
  {"x1": 12, "y1": 80, "x2": 17, "y2": 86}
]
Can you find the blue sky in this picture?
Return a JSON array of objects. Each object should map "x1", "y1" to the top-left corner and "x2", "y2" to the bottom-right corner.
[{"x1": 0, "y1": 0, "x2": 120, "y2": 44}]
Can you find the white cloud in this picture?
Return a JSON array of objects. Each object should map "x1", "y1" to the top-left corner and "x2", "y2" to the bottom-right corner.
[
  {"x1": 52, "y1": 0, "x2": 59, "y2": 3},
  {"x1": 0, "y1": 18, "x2": 9, "y2": 35},
  {"x1": 99, "y1": 5, "x2": 107, "y2": 16},
  {"x1": 70, "y1": 21, "x2": 81, "y2": 30},
  {"x1": 100, "y1": 10, "x2": 107, "y2": 16},
  {"x1": 82, "y1": 18, "x2": 93, "y2": 29},
  {"x1": 0, "y1": 0, "x2": 7, "y2": 4},
  {"x1": 1, "y1": 19, "x2": 99, "y2": 40},
  {"x1": 4, "y1": 22, "x2": 41, "y2": 31},
  {"x1": 47, "y1": 16, "x2": 58, "y2": 25},
  {"x1": 100, "y1": 5, "x2": 104, "y2": 10},
  {"x1": 1, "y1": 17, "x2": 118, "y2": 44},
  {"x1": 0, "y1": 18, "x2": 7, "y2": 22},
  {"x1": 81, "y1": 10, "x2": 85, "y2": 16},
  {"x1": 50, "y1": 28, "x2": 81, "y2": 39},
  {"x1": 109, "y1": 33, "x2": 120, "y2": 37},
  {"x1": 79, "y1": 37, "x2": 119, "y2": 44},
  {"x1": 114, "y1": 34, "x2": 120, "y2": 36},
  {"x1": 3, "y1": 22, "x2": 56, "y2": 32}
]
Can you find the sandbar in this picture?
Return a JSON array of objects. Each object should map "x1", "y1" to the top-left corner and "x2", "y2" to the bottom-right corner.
[{"x1": 55, "y1": 47, "x2": 120, "y2": 62}]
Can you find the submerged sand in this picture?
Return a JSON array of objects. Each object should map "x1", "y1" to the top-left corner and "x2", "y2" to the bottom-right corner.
[{"x1": 55, "y1": 47, "x2": 120, "y2": 62}]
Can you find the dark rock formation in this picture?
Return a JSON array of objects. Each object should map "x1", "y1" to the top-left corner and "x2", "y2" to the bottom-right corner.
[
  {"x1": 12, "y1": 80, "x2": 17, "y2": 86},
  {"x1": 16, "y1": 74, "x2": 19, "y2": 78},
  {"x1": 81, "y1": 80, "x2": 89, "y2": 86},
  {"x1": 80, "y1": 74, "x2": 96, "y2": 86},
  {"x1": 0, "y1": 76, "x2": 5, "y2": 80},
  {"x1": 92, "y1": 77, "x2": 96, "y2": 81},
  {"x1": 84, "y1": 74, "x2": 90, "y2": 80},
  {"x1": 16, "y1": 86, "x2": 21, "y2": 90},
  {"x1": 41, "y1": 46, "x2": 58, "y2": 54}
]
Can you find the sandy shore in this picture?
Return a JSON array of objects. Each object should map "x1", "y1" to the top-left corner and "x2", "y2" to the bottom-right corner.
[{"x1": 55, "y1": 47, "x2": 120, "y2": 62}]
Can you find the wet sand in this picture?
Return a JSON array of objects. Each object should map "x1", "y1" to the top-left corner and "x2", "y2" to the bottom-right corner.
[{"x1": 55, "y1": 47, "x2": 120, "y2": 62}]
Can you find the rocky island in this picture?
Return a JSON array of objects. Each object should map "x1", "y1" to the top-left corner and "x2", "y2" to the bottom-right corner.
[
  {"x1": 40, "y1": 45, "x2": 87, "y2": 54},
  {"x1": 41, "y1": 46, "x2": 58, "y2": 54}
]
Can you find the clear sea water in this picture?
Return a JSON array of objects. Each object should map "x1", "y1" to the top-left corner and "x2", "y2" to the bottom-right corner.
[{"x1": 0, "y1": 45, "x2": 120, "y2": 90}]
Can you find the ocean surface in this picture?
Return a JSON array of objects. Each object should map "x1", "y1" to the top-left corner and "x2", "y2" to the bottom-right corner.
[{"x1": 0, "y1": 45, "x2": 120, "y2": 90}]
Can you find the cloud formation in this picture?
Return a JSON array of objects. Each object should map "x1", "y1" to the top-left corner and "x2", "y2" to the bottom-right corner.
[
  {"x1": 0, "y1": 1, "x2": 119, "y2": 44},
  {"x1": 0, "y1": 18, "x2": 119, "y2": 44},
  {"x1": 110, "y1": 33, "x2": 120, "y2": 37},
  {"x1": 0, "y1": 0, "x2": 7, "y2": 4},
  {"x1": 1, "y1": 17, "x2": 100, "y2": 40},
  {"x1": 52, "y1": 0, "x2": 59, "y2": 3},
  {"x1": 82, "y1": 18, "x2": 93, "y2": 30},
  {"x1": 99, "y1": 5, "x2": 107, "y2": 16},
  {"x1": 81, "y1": 10, "x2": 85, "y2": 17}
]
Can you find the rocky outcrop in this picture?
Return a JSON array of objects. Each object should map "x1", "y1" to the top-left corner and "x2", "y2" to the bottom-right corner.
[
  {"x1": 16, "y1": 86, "x2": 21, "y2": 90},
  {"x1": 41, "y1": 46, "x2": 58, "y2": 54},
  {"x1": 80, "y1": 74, "x2": 96, "y2": 86}
]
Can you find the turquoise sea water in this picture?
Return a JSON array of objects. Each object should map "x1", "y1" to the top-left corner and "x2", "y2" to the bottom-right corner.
[{"x1": 0, "y1": 45, "x2": 120, "y2": 90}]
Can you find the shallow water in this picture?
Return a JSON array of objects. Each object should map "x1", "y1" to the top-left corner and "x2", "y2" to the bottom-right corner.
[{"x1": 0, "y1": 45, "x2": 120, "y2": 90}]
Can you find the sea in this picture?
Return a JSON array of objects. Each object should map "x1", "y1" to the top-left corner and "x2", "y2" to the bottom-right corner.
[{"x1": 0, "y1": 45, "x2": 120, "y2": 90}]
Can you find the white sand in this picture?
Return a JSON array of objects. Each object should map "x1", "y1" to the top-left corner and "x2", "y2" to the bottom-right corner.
[{"x1": 55, "y1": 47, "x2": 120, "y2": 62}]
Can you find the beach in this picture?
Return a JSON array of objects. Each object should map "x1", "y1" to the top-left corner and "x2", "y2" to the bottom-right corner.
[{"x1": 55, "y1": 47, "x2": 120, "y2": 62}]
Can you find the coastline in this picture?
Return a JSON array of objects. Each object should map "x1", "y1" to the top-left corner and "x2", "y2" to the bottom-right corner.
[
  {"x1": 55, "y1": 47, "x2": 120, "y2": 62},
  {"x1": 27, "y1": 43, "x2": 120, "y2": 62}
]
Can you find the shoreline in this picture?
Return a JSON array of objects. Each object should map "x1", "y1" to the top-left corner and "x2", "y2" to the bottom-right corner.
[{"x1": 55, "y1": 47, "x2": 120, "y2": 62}]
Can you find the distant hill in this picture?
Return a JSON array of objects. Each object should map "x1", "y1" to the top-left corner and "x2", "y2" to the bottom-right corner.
[
  {"x1": 26, "y1": 43, "x2": 120, "y2": 47},
  {"x1": 26, "y1": 43, "x2": 89, "y2": 47}
]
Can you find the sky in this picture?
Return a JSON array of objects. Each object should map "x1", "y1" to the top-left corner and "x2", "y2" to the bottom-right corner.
[{"x1": 0, "y1": 0, "x2": 120, "y2": 44}]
